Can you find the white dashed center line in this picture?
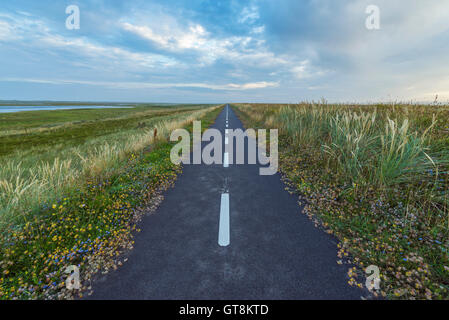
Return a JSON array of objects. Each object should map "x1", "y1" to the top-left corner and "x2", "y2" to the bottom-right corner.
[
  {"x1": 218, "y1": 193, "x2": 230, "y2": 246},
  {"x1": 223, "y1": 152, "x2": 229, "y2": 167},
  {"x1": 219, "y1": 106, "x2": 230, "y2": 247}
]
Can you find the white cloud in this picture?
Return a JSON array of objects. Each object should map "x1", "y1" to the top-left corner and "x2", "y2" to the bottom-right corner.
[
  {"x1": 292, "y1": 60, "x2": 328, "y2": 80},
  {"x1": 251, "y1": 26, "x2": 265, "y2": 34},
  {"x1": 0, "y1": 12, "x2": 50, "y2": 36},
  {"x1": 226, "y1": 81, "x2": 279, "y2": 90},
  {"x1": 0, "y1": 9, "x2": 288, "y2": 96},
  {"x1": 0, "y1": 77, "x2": 279, "y2": 91},
  {"x1": 292, "y1": 60, "x2": 309, "y2": 79},
  {"x1": 122, "y1": 22, "x2": 209, "y2": 51},
  {"x1": 238, "y1": 5, "x2": 260, "y2": 24},
  {"x1": 0, "y1": 13, "x2": 178, "y2": 70},
  {"x1": 121, "y1": 20, "x2": 287, "y2": 68},
  {"x1": 0, "y1": 20, "x2": 20, "y2": 41},
  {"x1": 16, "y1": 11, "x2": 32, "y2": 17},
  {"x1": 328, "y1": 1, "x2": 449, "y2": 102},
  {"x1": 40, "y1": 34, "x2": 177, "y2": 69},
  {"x1": 122, "y1": 22, "x2": 206, "y2": 51}
]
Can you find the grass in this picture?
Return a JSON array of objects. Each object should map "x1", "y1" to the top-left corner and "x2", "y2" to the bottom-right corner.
[
  {"x1": 234, "y1": 102, "x2": 449, "y2": 300},
  {"x1": 0, "y1": 104, "x2": 223, "y2": 299},
  {"x1": 0, "y1": 105, "x2": 210, "y2": 150},
  {"x1": 0, "y1": 105, "x2": 215, "y2": 226}
]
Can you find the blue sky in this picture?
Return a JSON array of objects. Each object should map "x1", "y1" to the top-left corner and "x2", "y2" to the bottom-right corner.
[{"x1": 0, "y1": 0, "x2": 448, "y2": 103}]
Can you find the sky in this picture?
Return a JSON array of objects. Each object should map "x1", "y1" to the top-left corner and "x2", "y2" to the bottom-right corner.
[{"x1": 0, "y1": 0, "x2": 449, "y2": 103}]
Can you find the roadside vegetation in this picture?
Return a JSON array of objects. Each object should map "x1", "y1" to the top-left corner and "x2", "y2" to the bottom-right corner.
[
  {"x1": 234, "y1": 102, "x2": 449, "y2": 300},
  {"x1": 0, "y1": 104, "x2": 222, "y2": 299},
  {"x1": 0, "y1": 104, "x2": 213, "y2": 224}
]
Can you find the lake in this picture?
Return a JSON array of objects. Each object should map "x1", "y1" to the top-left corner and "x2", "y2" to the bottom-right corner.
[{"x1": 0, "y1": 106, "x2": 135, "y2": 113}]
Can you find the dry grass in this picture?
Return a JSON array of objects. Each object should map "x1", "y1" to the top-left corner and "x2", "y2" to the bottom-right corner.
[
  {"x1": 0, "y1": 106, "x2": 219, "y2": 226},
  {"x1": 235, "y1": 102, "x2": 449, "y2": 299}
]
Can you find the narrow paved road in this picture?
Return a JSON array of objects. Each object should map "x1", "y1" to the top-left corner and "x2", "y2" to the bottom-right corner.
[{"x1": 89, "y1": 105, "x2": 362, "y2": 299}]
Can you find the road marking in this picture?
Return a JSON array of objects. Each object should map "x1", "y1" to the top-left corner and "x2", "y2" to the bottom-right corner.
[
  {"x1": 223, "y1": 152, "x2": 229, "y2": 167},
  {"x1": 225, "y1": 129, "x2": 229, "y2": 134},
  {"x1": 218, "y1": 193, "x2": 230, "y2": 247},
  {"x1": 225, "y1": 137, "x2": 229, "y2": 144}
]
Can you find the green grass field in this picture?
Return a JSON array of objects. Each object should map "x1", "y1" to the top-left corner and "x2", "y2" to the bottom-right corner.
[
  {"x1": 234, "y1": 102, "x2": 449, "y2": 299},
  {"x1": 0, "y1": 104, "x2": 218, "y2": 224},
  {"x1": 0, "y1": 103, "x2": 223, "y2": 299},
  {"x1": 0, "y1": 104, "x2": 210, "y2": 156}
]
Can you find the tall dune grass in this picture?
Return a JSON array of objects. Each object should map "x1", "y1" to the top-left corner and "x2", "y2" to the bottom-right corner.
[
  {"x1": 235, "y1": 102, "x2": 449, "y2": 299},
  {"x1": 0, "y1": 107, "x2": 218, "y2": 227},
  {"x1": 239, "y1": 103, "x2": 446, "y2": 187},
  {"x1": 237, "y1": 102, "x2": 449, "y2": 222}
]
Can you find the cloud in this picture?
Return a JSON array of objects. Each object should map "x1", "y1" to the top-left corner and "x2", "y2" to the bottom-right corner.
[
  {"x1": 0, "y1": 20, "x2": 17, "y2": 41},
  {"x1": 0, "y1": 77, "x2": 279, "y2": 91},
  {"x1": 225, "y1": 81, "x2": 279, "y2": 90},
  {"x1": 251, "y1": 26, "x2": 265, "y2": 34},
  {"x1": 40, "y1": 34, "x2": 178, "y2": 69},
  {"x1": 292, "y1": 60, "x2": 329, "y2": 79},
  {"x1": 2, "y1": 1, "x2": 449, "y2": 102},
  {"x1": 122, "y1": 22, "x2": 208, "y2": 51},
  {"x1": 0, "y1": 12, "x2": 178, "y2": 70},
  {"x1": 238, "y1": 5, "x2": 260, "y2": 24},
  {"x1": 292, "y1": 60, "x2": 310, "y2": 79},
  {"x1": 121, "y1": 19, "x2": 287, "y2": 67},
  {"x1": 256, "y1": 0, "x2": 449, "y2": 101}
]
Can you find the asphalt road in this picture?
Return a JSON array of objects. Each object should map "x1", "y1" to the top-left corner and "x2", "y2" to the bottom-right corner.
[{"x1": 88, "y1": 105, "x2": 363, "y2": 300}]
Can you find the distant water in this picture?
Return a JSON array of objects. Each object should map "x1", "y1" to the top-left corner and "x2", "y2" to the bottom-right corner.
[{"x1": 0, "y1": 106, "x2": 134, "y2": 113}]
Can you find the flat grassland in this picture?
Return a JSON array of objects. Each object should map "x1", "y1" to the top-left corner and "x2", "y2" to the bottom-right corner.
[
  {"x1": 0, "y1": 104, "x2": 215, "y2": 222},
  {"x1": 0, "y1": 104, "x2": 222, "y2": 299},
  {"x1": 234, "y1": 102, "x2": 449, "y2": 299}
]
